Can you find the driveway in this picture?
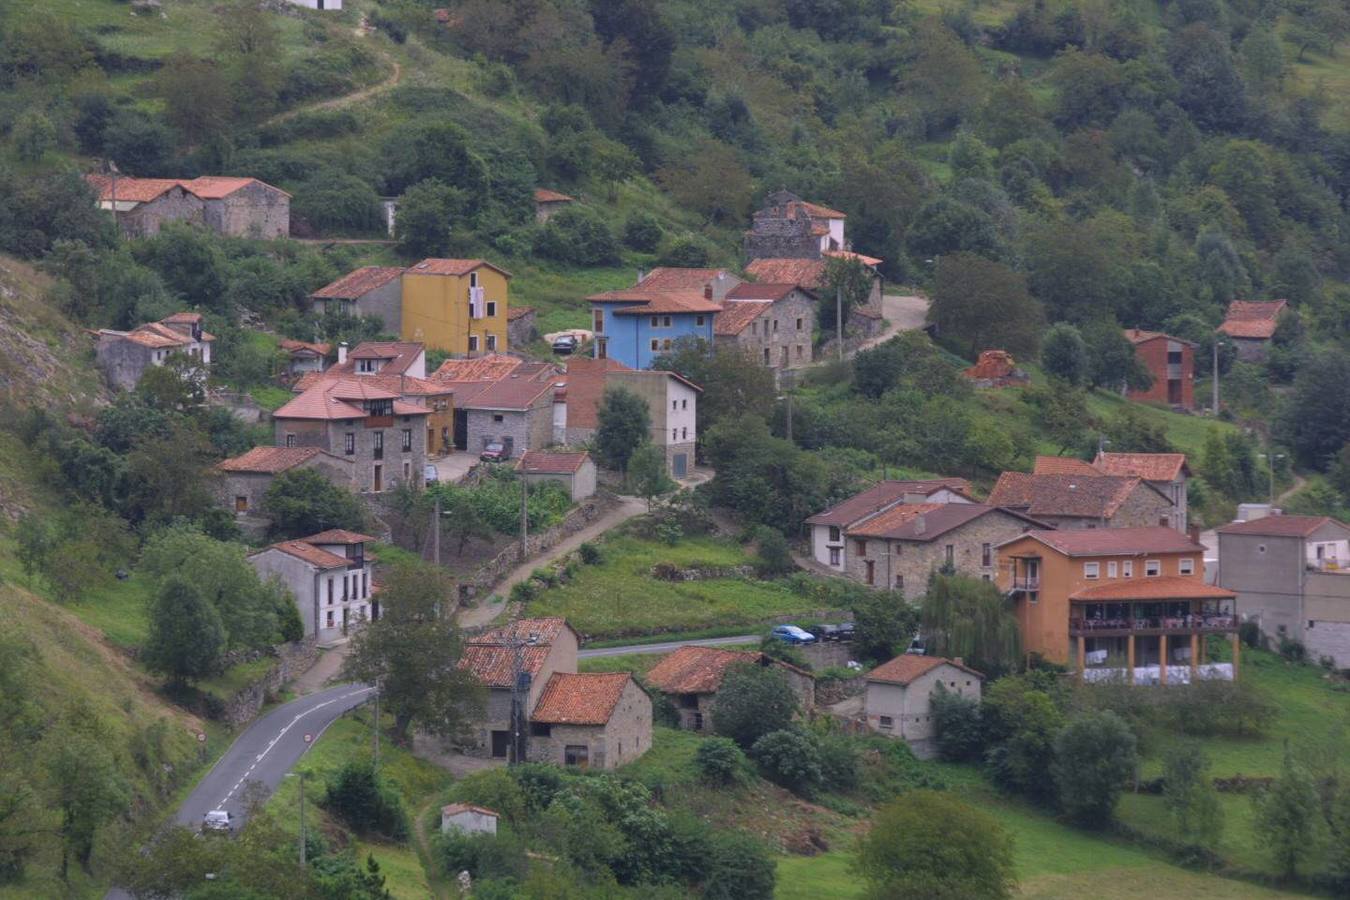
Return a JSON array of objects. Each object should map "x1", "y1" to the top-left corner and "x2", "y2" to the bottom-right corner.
[
  {"x1": 854, "y1": 293, "x2": 930, "y2": 354},
  {"x1": 578, "y1": 634, "x2": 761, "y2": 658},
  {"x1": 432, "y1": 453, "x2": 478, "y2": 485}
]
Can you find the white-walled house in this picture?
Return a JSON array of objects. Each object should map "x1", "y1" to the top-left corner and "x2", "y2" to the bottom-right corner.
[
  {"x1": 805, "y1": 479, "x2": 974, "y2": 572},
  {"x1": 285, "y1": 0, "x2": 342, "y2": 9},
  {"x1": 440, "y1": 804, "x2": 498, "y2": 836},
  {"x1": 563, "y1": 359, "x2": 701, "y2": 479},
  {"x1": 247, "y1": 529, "x2": 377, "y2": 645},
  {"x1": 865, "y1": 655, "x2": 984, "y2": 744}
]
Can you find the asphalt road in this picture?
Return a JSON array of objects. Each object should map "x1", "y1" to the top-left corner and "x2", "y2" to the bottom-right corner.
[
  {"x1": 106, "y1": 682, "x2": 373, "y2": 899},
  {"x1": 578, "y1": 634, "x2": 760, "y2": 658}
]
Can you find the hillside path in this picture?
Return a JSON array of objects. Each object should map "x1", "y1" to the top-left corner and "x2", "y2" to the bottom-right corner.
[
  {"x1": 1277, "y1": 473, "x2": 1307, "y2": 505},
  {"x1": 855, "y1": 293, "x2": 929, "y2": 353},
  {"x1": 264, "y1": 56, "x2": 402, "y2": 127}
]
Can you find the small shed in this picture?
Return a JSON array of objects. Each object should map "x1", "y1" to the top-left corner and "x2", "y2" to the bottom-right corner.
[
  {"x1": 864, "y1": 655, "x2": 984, "y2": 744},
  {"x1": 515, "y1": 450, "x2": 596, "y2": 501},
  {"x1": 962, "y1": 350, "x2": 1029, "y2": 388},
  {"x1": 507, "y1": 306, "x2": 538, "y2": 347},
  {"x1": 533, "y1": 188, "x2": 575, "y2": 223},
  {"x1": 440, "y1": 803, "x2": 498, "y2": 836}
]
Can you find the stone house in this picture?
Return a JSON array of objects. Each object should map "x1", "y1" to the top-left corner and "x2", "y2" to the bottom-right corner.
[
  {"x1": 189, "y1": 177, "x2": 290, "y2": 238},
  {"x1": 515, "y1": 451, "x2": 597, "y2": 501},
  {"x1": 715, "y1": 282, "x2": 817, "y2": 373},
  {"x1": 865, "y1": 655, "x2": 984, "y2": 743},
  {"x1": 744, "y1": 190, "x2": 848, "y2": 259},
  {"x1": 507, "y1": 306, "x2": 538, "y2": 346},
  {"x1": 455, "y1": 376, "x2": 557, "y2": 459},
  {"x1": 85, "y1": 176, "x2": 202, "y2": 238},
  {"x1": 308, "y1": 267, "x2": 406, "y2": 334},
  {"x1": 1217, "y1": 515, "x2": 1350, "y2": 668},
  {"x1": 744, "y1": 256, "x2": 884, "y2": 314},
  {"x1": 987, "y1": 472, "x2": 1176, "y2": 531},
  {"x1": 533, "y1": 188, "x2": 575, "y2": 223},
  {"x1": 440, "y1": 804, "x2": 497, "y2": 836},
  {"x1": 1124, "y1": 329, "x2": 1196, "y2": 410},
  {"x1": 805, "y1": 479, "x2": 975, "y2": 573},
  {"x1": 1218, "y1": 299, "x2": 1289, "y2": 362},
  {"x1": 845, "y1": 503, "x2": 1046, "y2": 598},
  {"x1": 271, "y1": 378, "x2": 429, "y2": 492},
  {"x1": 247, "y1": 530, "x2": 377, "y2": 645},
  {"x1": 279, "y1": 340, "x2": 331, "y2": 377},
  {"x1": 95, "y1": 312, "x2": 214, "y2": 391},
  {"x1": 215, "y1": 445, "x2": 355, "y2": 518},
  {"x1": 526, "y1": 672, "x2": 652, "y2": 769},
  {"x1": 1093, "y1": 452, "x2": 1191, "y2": 534},
  {"x1": 645, "y1": 646, "x2": 815, "y2": 733}
]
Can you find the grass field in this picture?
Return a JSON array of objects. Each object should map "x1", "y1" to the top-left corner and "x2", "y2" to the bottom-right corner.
[{"x1": 523, "y1": 534, "x2": 840, "y2": 639}]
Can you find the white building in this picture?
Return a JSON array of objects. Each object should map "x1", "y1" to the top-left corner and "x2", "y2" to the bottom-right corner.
[
  {"x1": 805, "y1": 479, "x2": 975, "y2": 572},
  {"x1": 440, "y1": 803, "x2": 498, "y2": 836},
  {"x1": 247, "y1": 529, "x2": 377, "y2": 645},
  {"x1": 285, "y1": 0, "x2": 342, "y2": 9},
  {"x1": 864, "y1": 655, "x2": 983, "y2": 744}
]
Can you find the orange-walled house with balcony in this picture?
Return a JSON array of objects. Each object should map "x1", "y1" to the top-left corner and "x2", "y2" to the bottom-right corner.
[
  {"x1": 1124, "y1": 329, "x2": 1196, "y2": 410},
  {"x1": 998, "y1": 527, "x2": 1240, "y2": 684}
]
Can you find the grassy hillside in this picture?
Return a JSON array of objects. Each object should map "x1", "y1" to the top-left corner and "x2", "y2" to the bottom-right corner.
[{"x1": 0, "y1": 256, "x2": 106, "y2": 413}]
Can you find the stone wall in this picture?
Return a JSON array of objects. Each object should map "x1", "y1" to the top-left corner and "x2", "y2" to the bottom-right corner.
[
  {"x1": 95, "y1": 337, "x2": 153, "y2": 391},
  {"x1": 814, "y1": 674, "x2": 865, "y2": 706},
  {"x1": 848, "y1": 512, "x2": 1024, "y2": 598},
  {"x1": 121, "y1": 187, "x2": 204, "y2": 238},
  {"x1": 218, "y1": 637, "x2": 320, "y2": 727},
  {"x1": 459, "y1": 494, "x2": 616, "y2": 600},
  {"x1": 204, "y1": 182, "x2": 290, "y2": 239}
]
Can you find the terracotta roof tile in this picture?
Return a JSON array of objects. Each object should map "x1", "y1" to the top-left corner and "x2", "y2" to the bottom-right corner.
[
  {"x1": 469, "y1": 617, "x2": 570, "y2": 647},
  {"x1": 432, "y1": 354, "x2": 526, "y2": 383},
  {"x1": 530, "y1": 672, "x2": 634, "y2": 725},
  {"x1": 725, "y1": 282, "x2": 807, "y2": 302},
  {"x1": 85, "y1": 174, "x2": 184, "y2": 203},
  {"x1": 441, "y1": 803, "x2": 498, "y2": 818},
  {"x1": 1071, "y1": 575, "x2": 1234, "y2": 602},
  {"x1": 636, "y1": 268, "x2": 731, "y2": 292},
  {"x1": 560, "y1": 357, "x2": 632, "y2": 429},
  {"x1": 1010, "y1": 527, "x2": 1205, "y2": 558},
  {"x1": 588, "y1": 288, "x2": 722, "y2": 315},
  {"x1": 804, "y1": 479, "x2": 974, "y2": 527},
  {"x1": 162, "y1": 312, "x2": 203, "y2": 325},
  {"x1": 456, "y1": 376, "x2": 555, "y2": 411},
  {"x1": 323, "y1": 342, "x2": 425, "y2": 378},
  {"x1": 533, "y1": 188, "x2": 574, "y2": 203},
  {"x1": 458, "y1": 645, "x2": 553, "y2": 689},
  {"x1": 987, "y1": 472, "x2": 1155, "y2": 519},
  {"x1": 302, "y1": 529, "x2": 376, "y2": 544},
  {"x1": 181, "y1": 176, "x2": 289, "y2": 199},
  {"x1": 279, "y1": 339, "x2": 331, "y2": 357},
  {"x1": 823, "y1": 250, "x2": 882, "y2": 266},
  {"x1": 310, "y1": 267, "x2": 405, "y2": 300},
  {"x1": 714, "y1": 300, "x2": 772, "y2": 336},
  {"x1": 798, "y1": 200, "x2": 846, "y2": 219},
  {"x1": 847, "y1": 503, "x2": 1042, "y2": 541},
  {"x1": 272, "y1": 376, "x2": 433, "y2": 421},
  {"x1": 1033, "y1": 456, "x2": 1100, "y2": 476},
  {"x1": 646, "y1": 646, "x2": 762, "y2": 695},
  {"x1": 507, "y1": 306, "x2": 535, "y2": 321},
  {"x1": 259, "y1": 540, "x2": 350, "y2": 569},
  {"x1": 516, "y1": 451, "x2": 590, "y2": 474},
  {"x1": 1218, "y1": 300, "x2": 1288, "y2": 340},
  {"x1": 1216, "y1": 515, "x2": 1346, "y2": 537},
  {"x1": 868, "y1": 655, "x2": 983, "y2": 686},
  {"x1": 407, "y1": 258, "x2": 513, "y2": 279},
  {"x1": 1093, "y1": 452, "x2": 1189, "y2": 482},
  {"x1": 744, "y1": 258, "x2": 828, "y2": 289},
  {"x1": 216, "y1": 446, "x2": 329, "y2": 474}
]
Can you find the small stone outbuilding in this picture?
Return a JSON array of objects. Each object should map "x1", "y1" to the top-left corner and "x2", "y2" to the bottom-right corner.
[
  {"x1": 440, "y1": 804, "x2": 498, "y2": 836},
  {"x1": 526, "y1": 672, "x2": 652, "y2": 769},
  {"x1": 864, "y1": 655, "x2": 984, "y2": 744},
  {"x1": 215, "y1": 445, "x2": 355, "y2": 518},
  {"x1": 645, "y1": 646, "x2": 814, "y2": 733},
  {"x1": 515, "y1": 450, "x2": 596, "y2": 501}
]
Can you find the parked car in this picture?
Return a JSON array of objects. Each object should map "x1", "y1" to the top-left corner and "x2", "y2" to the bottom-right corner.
[
  {"x1": 551, "y1": 334, "x2": 579, "y2": 354},
  {"x1": 202, "y1": 810, "x2": 232, "y2": 833},
  {"x1": 809, "y1": 624, "x2": 840, "y2": 642},
  {"x1": 770, "y1": 624, "x2": 817, "y2": 645},
  {"x1": 834, "y1": 621, "x2": 855, "y2": 642},
  {"x1": 480, "y1": 442, "x2": 508, "y2": 462},
  {"x1": 423, "y1": 464, "x2": 439, "y2": 485}
]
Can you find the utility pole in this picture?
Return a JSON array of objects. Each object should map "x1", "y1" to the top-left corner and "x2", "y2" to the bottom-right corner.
[
  {"x1": 519, "y1": 472, "x2": 528, "y2": 557},
  {"x1": 432, "y1": 495, "x2": 441, "y2": 567},
  {"x1": 1212, "y1": 339, "x2": 1221, "y2": 416},
  {"x1": 372, "y1": 683, "x2": 381, "y2": 770},
  {"x1": 835, "y1": 287, "x2": 844, "y2": 363}
]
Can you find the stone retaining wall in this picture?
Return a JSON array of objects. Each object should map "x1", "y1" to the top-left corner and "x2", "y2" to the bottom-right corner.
[
  {"x1": 218, "y1": 637, "x2": 319, "y2": 727},
  {"x1": 650, "y1": 563, "x2": 758, "y2": 581},
  {"x1": 814, "y1": 674, "x2": 865, "y2": 706}
]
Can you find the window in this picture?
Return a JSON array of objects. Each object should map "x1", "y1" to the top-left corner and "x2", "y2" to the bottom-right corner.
[
  {"x1": 828, "y1": 547, "x2": 841, "y2": 566},
  {"x1": 326, "y1": 610, "x2": 334, "y2": 628},
  {"x1": 681, "y1": 427, "x2": 688, "y2": 439},
  {"x1": 285, "y1": 434, "x2": 296, "y2": 448},
  {"x1": 695, "y1": 316, "x2": 705, "y2": 326},
  {"x1": 593, "y1": 308, "x2": 605, "y2": 333},
  {"x1": 469, "y1": 272, "x2": 479, "y2": 288},
  {"x1": 493, "y1": 414, "x2": 504, "y2": 423},
  {"x1": 983, "y1": 573, "x2": 991, "y2": 581},
  {"x1": 344, "y1": 433, "x2": 355, "y2": 455},
  {"x1": 530, "y1": 722, "x2": 551, "y2": 737},
  {"x1": 854, "y1": 539, "x2": 866, "y2": 555},
  {"x1": 358, "y1": 359, "x2": 377, "y2": 373},
  {"x1": 1145, "y1": 559, "x2": 1161, "y2": 576},
  {"x1": 564, "y1": 745, "x2": 589, "y2": 768},
  {"x1": 878, "y1": 716, "x2": 893, "y2": 731},
  {"x1": 1107, "y1": 561, "x2": 1118, "y2": 577},
  {"x1": 651, "y1": 316, "x2": 660, "y2": 328},
  {"x1": 403, "y1": 460, "x2": 411, "y2": 481},
  {"x1": 796, "y1": 317, "x2": 804, "y2": 330},
  {"x1": 772, "y1": 319, "x2": 778, "y2": 333},
  {"x1": 468, "y1": 335, "x2": 479, "y2": 352},
  {"x1": 828, "y1": 526, "x2": 841, "y2": 543},
  {"x1": 1123, "y1": 560, "x2": 1134, "y2": 577},
  {"x1": 672, "y1": 399, "x2": 678, "y2": 411},
  {"x1": 1179, "y1": 557, "x2": 1195, "y2": 575},
  {"x1": 362, "y1": 572, "x2": 368, "y2": 597},
  {"x1": 401, "y1": 429, "x2": 412, "y2": 452},
  {"x1": 796, "y1": 345, "x2": 804, "y2": 358},
  {"x1": 981, "y1": 543, "x2": 992, "y2": 567},
  {"x1": 651, "y1": 339, "x2": 659, "y2": 351},
  {"x1": 692, "y1": 712, "x2": 704, "y2": 730},
  {"x1": 486, "y1": 334, "x2": 497, "y2": 351},
  {"x1": 327, "y1": 578, "x2": 334, "y2": 604},
  {"x1": 372, "y1": 431, "x2": 383, "y2": 459},
  {"x1": 235, "y1": 495, "x2": 248, "y2": 512},
  {"x1": 896, "y1": 574, "x2": 904, "y2": 590},
  {"x1": 945, "y1": 544, "x2": 954, "y2": 565},
  {"x1": 1084, "y1": 562, "x2": 1100, "y2": 579},
  {"x1": 764, "y1": 348, "x2": 771, "y2": 365},
  {"x1": 486, "y1": 301, "x2": 496, "y2": 317},
  {"x1": 663, "y1": 316, "x2": 672, "y2": 328},
  {"x1": 682, "y1": 399, "x2": 688, "y2": 409},
  {"x1": 672, "y1": 428, "x2": 678, "y2": 441}
]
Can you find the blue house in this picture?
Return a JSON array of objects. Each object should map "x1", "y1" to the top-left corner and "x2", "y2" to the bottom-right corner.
[{"x1": 588, "y1": 284, "x2": 724, "y2": 370}]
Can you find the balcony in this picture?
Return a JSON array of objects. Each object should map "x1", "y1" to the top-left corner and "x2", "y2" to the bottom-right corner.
[
  {"x1": 1070, "y1": 613, "x2": 1236, "y2": 637},
  {"x1": 365, "y1": 416, "x2": 394, "y2": 429},
  {"x1": 1011, "y1": 576, "x2": 1040, "y2": 591}
]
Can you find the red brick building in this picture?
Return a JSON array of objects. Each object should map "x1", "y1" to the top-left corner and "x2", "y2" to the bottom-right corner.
[{"x1": 1124, "y1": 329, "x2": 1196, "y2": 410}]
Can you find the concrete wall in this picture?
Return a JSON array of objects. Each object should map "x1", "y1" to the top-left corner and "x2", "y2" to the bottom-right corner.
[
  {"x1": 442, "y1": 810, "x2": 496, "y2": 836},
  {"x1": 96, "y1": 338, "x2": 156, "y2": 391},
  {"x1": 202, "y1": 182, "x2": 290, "y2": 239},
  {"x1": 865, "y1": 663, "x2": 982, "y2": 742},
  {"x1": 848, "y1": 511, "x2": 1026, "y2": 598},
  {"x1": 1128, "y1": 337, "x2": 1195, "y2": 410},
  {"x1": 522, "y1": 460, "x2": 596, "y2": 501},
  {"x1": 355, "y1": 279, "x2": 403, "y2": 336},
  {"x1": 608, "y1": 370, "x2": 697, "y2": 475},
  {"x1": 527, "y1": 679, "x2": 652, "y2": 769},
  {"x1": 1218, "y1": 532, "x2": 1305, "y2": 644},
  {"x1": 247, "y1": 549, "x2": 374, "y2": 644}
]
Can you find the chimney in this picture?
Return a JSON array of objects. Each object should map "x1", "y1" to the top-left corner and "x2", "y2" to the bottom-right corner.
[
  {"x1": 954, "y1": 657, "x2": 964, "y2": 667},
  {"x1": 636, "y1": 269, "x2": 645, "y2": 285},
  {"x1": 338, "y1": 342, "x2": 348, "y2": 365},
  {"x1": 914, "y1": 515, "x2": 926, "y2": 536},
  {"x1": 704, "y1": 284, "x2": 713, "y2": 300}
]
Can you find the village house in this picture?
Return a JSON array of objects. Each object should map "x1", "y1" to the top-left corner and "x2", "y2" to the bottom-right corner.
[
  {"x1": 607, "y1": 368, "x2": 701, "y2": 478},
  {"x1": 1093, "y1": 452, "x2": 1191, "y2": 534},
  {"x1": 1218, "y1": 299, "x2": 1289, "y2": 362},
  {"x1": 714, "y1": 282, "x2": 817, "y2": 374},
  {"x1": 987, "y1": 471, "x2": 1176, "y2": 531},
  {"x1": 402, "y1": 258, "x2": 511, "y2": 355},
  {"x1": 805, "y1": 479, "x2": 975, "y2": 573},
  {"x1": 962, "y1": 350, "x2": 1030, "y2": 388},
  {"x1": 95, "y1": 312, "x2": 213, "y2": 391},
  {"x1": 999, "y1": 527, "x2": 1239, "y2": 682},
  {"x1": 533, "y1": 188, "x2": 575, "y2": 222},
  {"x1": 1124, "y1": 329, "x2": 1196, "y2": 409},
  {"x1": 507, "y1": 306, "x2": 538, "y2": 346},
  {"x1": 248, "y1": 530, "x2": 377, "y2": 645},
  {"x1": 215, "y1": 445, "x2": 355, "y2": 518},
  {"x1": 515, "y1": 451, "x2": 597, "y2": 502},
  {"x1": 308, "y1": 267, "x2": 406, "y2": 333},
  {"x1": 588, "y1": 281, "x2": 722, "y2": 369},
  {"x1": 744, "y1": 256, "x2": 884, "y2": 320},
  {"x1": 285, "y1": 0, "x2": 342, "y2": 9},
  {"x1": 864, "y1": 655, "x2": 984, "y2": 745},
  {"x1": 86, "y1": 174, "x2": 290, "y2": 239},
  {"x1": 279, "y1": 339, "x2": 331, "y2": 377},
  {"x1": 744, "y1": 190, "x2": 849, "y2": 259},
  {"x1": 457, "y1": 618, "x2": 651, "y2": 768},
  {"x1": 271, "y1": 377, "x2": 429, "y2": 492},
  {"x1": 646, "y1": 645, "x2": 815, "y2": 733},
  {"x1": 1217, "y1": 515, "x2": 1350, "y2": 669},
  {"x1": 454, "y1": 375, "x2": 557, "y2": 460},
  {"x1": 440, "y1": 804, "x2": 498, "y2": 836}
]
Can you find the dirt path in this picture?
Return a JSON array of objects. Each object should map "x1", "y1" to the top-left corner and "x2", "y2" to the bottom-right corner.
[
  {"x1": 456, "y1": 495, "x2": 648, "y2": 630},
  {"x1": 1276, "y1": 473, "x2": 1307, "y2": 505},
  {"x1": 855, "y1": 293, "x2": 929, "y2": 354},
  {"x1": 289, "y1": 643, "x2": 351, "y2": 696},
  {"x1": 264, "y1": 57, "x2": 403, "y2": 127}
]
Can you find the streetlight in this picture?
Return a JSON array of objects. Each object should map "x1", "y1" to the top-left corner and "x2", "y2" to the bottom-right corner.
[
  {"x1": 284, "y1": 771, "x2": 309, "y2": 868},
  {"x1": 1258, "y1": 452, "x2": 1285, "y2": 507}
]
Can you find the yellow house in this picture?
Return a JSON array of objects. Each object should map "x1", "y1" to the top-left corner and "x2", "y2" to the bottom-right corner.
[{"x1": 401, "y1": 259, "x2": 511, "y2": 355}]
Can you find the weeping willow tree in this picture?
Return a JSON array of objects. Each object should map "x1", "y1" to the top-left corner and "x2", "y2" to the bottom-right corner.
[{"x1": 920, "y1": 573, "x2": 1021, "y2": 677}]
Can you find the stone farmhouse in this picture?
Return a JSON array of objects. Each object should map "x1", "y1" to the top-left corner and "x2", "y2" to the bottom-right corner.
[
  {"x1": 1093, "y1": 452, "x2": 1191, "y2": 534},
  {"x1": 645, "y1": 646, "x2": 815, "y2": 733},
  {"x1": 453, "y1": 374, "x2": 557, "y2": 460},
  {"x1": 533, "y1": 188, "x2": 575, "y2": 222},
  {"x1": 1218, "y1": 299, "x2": 1289, "y2": 362},
  {"x1": 215, "y1": 445, "x2": 355, "y2": 519},
  {"x1": 744, "y1": 190, "x2": 848, "y2": 259},
  {"x1": 1217, "y1": 515, "x2": 1350, "y2": 669},
  {"x1": 987, "y1": 471, "x2": 1176, "y2": 531},
  {"x1": 562, "y1": 358, "x2": 701, "y2": 478},
  {"x1": 714, "y1": 282, "x2": 817, "y2": 374},
  {"x1": 744, "y1": 256, "x2": 884, "y2": 320},
  {"x1": 806, "y1": 478, "x2": 976, "y2": 573},
  {"x1": 515, "y1": 451, "x2": 596, "y2": 502},
  {"x1": 308, "y1": 267, "x2": 405, "y2": 333},
  {"x1": 457, "y1": 618, "x2": 651, "y2": 768},
  {"x1": 864, "y1": 655, "x2": 984, "y2": 745},
  {"x1": 248, "y1": 530, "x2": 377, "y2": 646},
  {"x1": 1124, "y1": 329, "x2": 1197, "y2": 410},
  {"x1": 86, "y1": 174, "x2": 290, "y2": 239},
  {"x1": 95, "y1": 312, "x2": 213, "y2": 391}
]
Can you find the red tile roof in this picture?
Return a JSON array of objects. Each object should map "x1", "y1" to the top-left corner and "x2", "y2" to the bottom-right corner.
[
  {"x1": 725, "y1": 282, "x2": 807, "y2": 301},
  {"x1": 181, "y1": 176, "x2": 288, "y2": 199},
  {"x1": 1033, "y1": 456, "x2": 1100, "y2": 476},
  {"x1": 507, "y1": 306, "x2": 535, "y2": 321},
  {"x1": 280, "y1": 339, "x2": 331, "y2": 357},
  {"x1": 823, "y1": 250, "x2": 882, "y2": 267},
  {"x1": 533, "y1": 188, "x2": 574, "y2": 204},
  {"x1": 441, "y1": 803, "x2": 498, "y2": 819},
  {"x1": 406, "y1": 258, "x2": 513, "y2": 279},
  {"x1": 588, "y1": 288, "x2": 723, "y2": 315},
  {"x1": 516, "y1": 451, "x2": 590, "y2": 475},
  {"x1": 458, "y1": 644, "x2": 553, "y2": 688},
  {"x1": 302, "y1": 529, "x2": 376, "y2": 545},
  {"x1": 744, "y1": 258, "x2": 828, "y2": 289},
  {"x1": 561, "y1": 357, "x2": 633, "y2": 429},
  {"x1": 530, "y1": 672, "x2": 634, "y2": 725},
  {"x1": 1123, "y1": 329, "x2": 1196, "y2": 348},
  {"x1": 987, "y1": 472, "x2": 1160, "y2": 520},
  {"x1": 322, "y1": 342, "x2": 425, "y2": 378},
  {"x1": 310, "y1": 267, "x2": 404, "y2": 300},
  {"x1": 273, "y1": 379, "x2": 429, "y2": 420},
  {"x1": 1216, "y1": 515, "x2": 1347, "y2": 537},
  {"x1": 867, "y1": 655, "x2": 983, "y2": 686},
  {"x1": 714, "y1": 300, "x2": 772, "y2": 336},
  {"x1": 636, "y1": 268, "x2": 731, "y2": 292},
  {"x1": 85, "y1": 174, "x2": 183, "y2": 203},
  {"x1": 847, "y1": 503, "x2": 1042, "y2": 541},
  {"x1": 805, "y1": 479, "x2": 975, "y2": 527},
  {"x1": 1009, "y1": 527, "x2": 1205, "y2": 558},
  {"x1": 1218, "y1": 300, "x2": 1288, "y2": 340},
  {"x1": 162, "y1": 312, "x2": 203, "y2": 325},
  {"x1": 261, "y1": 540, "x2": 350, "y2": 569},
  {"x1": 216, "y1": 446, "x2": 331, "y2": 474},
  {"x1": 456, "y1": 376, "x2": 555, "y2": 411},
  {"x1": 1093, "y1": 452, "x2": 1190, "y2": 482},
  {"x1": 470, "y1": 617, "x2": 572, "y2": 647},
  {"x1": 646, "y1": 646, "x2": 763, "y2": 695},
  {"x1": 1071, "y1": 575, "x2": 1234, "y2": 602},
  {"x1": 798, "y1": 200, "x2": 846, "y2": 219},
  {"x1": 432, "y1": 354, "x2": 526, "y2": 383}
]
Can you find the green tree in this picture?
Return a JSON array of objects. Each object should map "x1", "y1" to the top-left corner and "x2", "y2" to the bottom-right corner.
[
  {"x1": 1275, "y1": 350, "x2": 1350, "y2": 470},
  {"x1": 157, "y1": 53, "x2": 231, "y2": 146},
  {"x1": 1254, "y1": 747, "x2": 1324, "y2": 878},
  {"x1": 262, "y1": 468, "x2": 368, "y2": 540},
  {"x1": 1041, "y1": 322, "x2": 1091, "y2": 386},
  {"x1": 143, "y1": 576, "x2": 226, "y2": 685},
  {"x1": 754, "y1": 526, "x2": 795, "y2": 576},
  {"x1": 45, "y1": 722, "x2": 132, "y2": 879},
  {"x1": 711, "y1": 662, "x2": 799, "y2": 749},
  {"x1": 628, "y1": 442, "x2": 674, "y2": 508},
  {"x1": 750, "y1": 728, "x2": 823, "y2": 795},
  {"x1": 701, "y1": 828, "x2": 776, "y2": 900},
  {"x1": 653, "y1": 342, "x2": 775, "y2": 435},
  {"x1": 695, "y1": 737, "x2": 749, "y2": 786},
  {"x1": 395, "y1": 179, "x2": 464, "y2": 258},
  {"x1": 920, "y1": 575, "x2": 1021, "y2": 677},
  {"x1": 856, "y1": 790, "x2": 1016, "y2": 900},
  {"x1": 342, "y1": 563, "x2": 484, "y2": 742},
  {"x1": 931, "y1": 682, "x2": 986, "y2": 762},
  {"x1": 983, "y1": 675, "x2": 1066, "y2": 805},
  {"x1": 101, "y1": 111, "x2": 176, "y2": 177},
  {"x1": 623, "y1": 211, "x2": 663, "y2": 251},
  {"x1": 324, "y1": 760, "x2": 408, "y2": 841},
  {"x1": 1162, "y1": 741, "x2": 1222, "y2": 850},
  {"x1": 535, "y1": 205, "x2": 622, "y2": 266},
  {"x1": 821, "y1": 256, "x2": 874, "y2": 334},
  {"x1": 12, "y1": 111, "x2": 55, "y2": 163},
  {"x1": 1050, "y1": 711, "x2": 1138, "y2": 828},
  {"x1": 851, "y1": 587, "x2": 919, "y2": 664},
  {"x1": 14, "y1": 514, "x2": 51, "y2": 585},
  {"x1": 595, "y1": 386, "x2": 651, "y2": 473},
  {"x1": 1082, "y1": 318, "x2": 1152, "y2": 391},
  {"x1": 928, "y1": 253, "x2": 1044, "y2": 360},
  {"x1": 214, "y1": 0, "x2": 283, "y2": 121}
]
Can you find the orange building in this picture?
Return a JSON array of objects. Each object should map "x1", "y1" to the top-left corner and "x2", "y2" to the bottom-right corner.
[
  {"x1": 1123, "y1": 329, "x2": 1196, "y2": 410},
  {"x1": 998, "y1": 527, "x2": 1240, "y2": 683}
]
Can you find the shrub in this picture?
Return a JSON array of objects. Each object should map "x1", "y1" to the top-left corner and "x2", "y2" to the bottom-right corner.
[
  {"x1": 815, "y1": 729, "x2": 861, "y2": 792},
  {"x1": 535, "y1": 206, "x2": 621, "y2": 265},
  {"x1": 323, "y1": 760, "x2": 408, "y2": 841},
  {"x1": 695, "y1": 737, "x2": 749, "y2": 786},
  {"x1": 437, "y1": 828, "x2": 527, "y2": 880},
  {"x1": 1279, "y1": 636, "x2": 1307, "y2": 663},
  {"x1": 754, "y1": 526, "x2": 795, "y2": 576},
  {"x1": 453, "y1": 768, "x2": 527, "y2": 824},
  {"x1": 624, "y1": 212, "x2": 663, "y2": 251},
  {"x1": 508, "y1": 581, "x2": 537, "y2": 604},
  {"x1": 711, "y1": 663, "x2": 800, "y2": 749},
  {"x1": 931, "y1": 682, "x2": 985, "y2": 762},
  {"x1": 701, "y1": 829, "x2": 776, "y2": 900},
  {"x1": 1239, "y1": 619, "x2": 1262, "y2": 649},
  {"x1": 751, "y1": 728, "x2": 823, "y2": 795},
  {"x1": 1050, "y1": 711, "x2": 1138, "y2": 828},
  {"x1": 659, "y1": 235, "x2": 711, "y2": 267},
  {"x1": 578, "y1": 542, "x2": 603, "y2": 565}
]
